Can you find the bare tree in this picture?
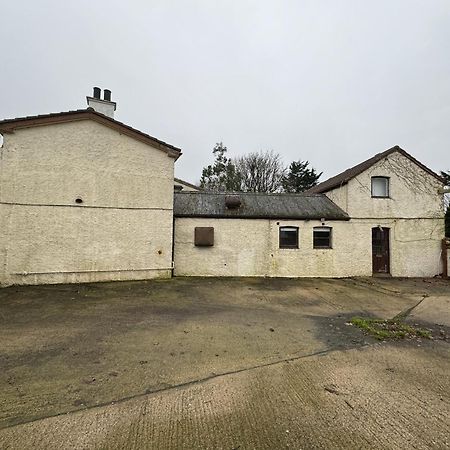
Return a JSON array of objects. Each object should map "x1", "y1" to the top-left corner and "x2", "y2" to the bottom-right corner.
[{"x1": 234, "y1": 150, "x2": 285, "y2": 193}]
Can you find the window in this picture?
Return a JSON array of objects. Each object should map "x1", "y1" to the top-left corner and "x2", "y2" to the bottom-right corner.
[
  {"x1": 279, "y1": 226, "x2": 298, "y2": 248},
  {"x1": 313, "y1": 227, "x2": 332, "y2": 249},
  {"x1": 371, "y1": 177, "x2": 389, "y2": 198}
]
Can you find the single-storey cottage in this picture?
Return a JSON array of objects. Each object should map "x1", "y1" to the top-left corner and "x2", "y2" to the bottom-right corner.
[
  {"x1": 0, "y1": 90, "x2": 446, "y2": 285},
  {"x1": 174, "y1": 148, "x2": 445, "y2": 277}
]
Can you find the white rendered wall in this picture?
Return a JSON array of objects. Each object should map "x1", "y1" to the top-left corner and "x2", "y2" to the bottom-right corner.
[
  {"x1": 173, "y1": 217, "x2": 443, "y2": 278},
  {"x1": 325, "y1": 151, "x2": 444, "y2": 219},
  {"x1": 174, "y1": 150, "x2": 445, "y2": 278},
  {"x1": 0, "y1": 120, "x2": 175, "y2": 285}
]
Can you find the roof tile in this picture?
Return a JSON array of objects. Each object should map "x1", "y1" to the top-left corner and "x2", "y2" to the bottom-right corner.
[{"x1": 174, "y1": 192, "x2": 349, "y2": 220}]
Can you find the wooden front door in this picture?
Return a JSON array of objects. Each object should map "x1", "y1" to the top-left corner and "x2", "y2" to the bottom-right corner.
[{"x1": 372, "y1": 227, "x2": 390, "y2": 274}]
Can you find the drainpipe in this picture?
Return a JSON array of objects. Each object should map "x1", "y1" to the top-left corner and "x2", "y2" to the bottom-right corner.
[{"x1": 171, "y1": 215, "x2": 176, "y2": 278}]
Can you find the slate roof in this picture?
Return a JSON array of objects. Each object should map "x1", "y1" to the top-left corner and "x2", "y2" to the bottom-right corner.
[
  {"x1": 174, "y1": 192, "x2": 349, "y2": 220},
  {"x1": 307, "y1": 146, "x2": 445, "y2": 194},
  {"x1": 0, "y1": 109, "x2": 182, "y2": 159}
]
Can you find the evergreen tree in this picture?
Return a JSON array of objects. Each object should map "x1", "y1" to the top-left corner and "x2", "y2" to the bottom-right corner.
[
  {"x1": 282, "y1": 160, "x2": 322, "y2": 193},
  {"x1": 199, "y1": 143, "x2": 241, "y2": 191},
  {"x1": 440, "y1": 170, "x2": 450, "y2": 186}
]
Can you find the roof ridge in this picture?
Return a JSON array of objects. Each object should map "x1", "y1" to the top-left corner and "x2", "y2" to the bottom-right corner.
[
  {"x1": 0, "y1": 109, "x2": 90, "y2": 124},
  {"x1": 174, "y1": 177, "x2": 201, "y2": 190},
  {"x1": 0, "y1": 109, "x2": 182, "y2": 158},
  {"x1": 307, "y1": 146, "x2": 444, "y2": 193}
]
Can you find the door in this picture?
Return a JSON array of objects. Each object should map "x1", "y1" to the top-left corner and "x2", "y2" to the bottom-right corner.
[{"x1": 372, "y1": 227, "x2": 390, "y2": 274}]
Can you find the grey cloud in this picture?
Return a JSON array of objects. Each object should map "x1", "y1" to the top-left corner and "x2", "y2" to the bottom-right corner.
[{"x1": 1, "y1": 0, "x2": 449, "y2": 183}]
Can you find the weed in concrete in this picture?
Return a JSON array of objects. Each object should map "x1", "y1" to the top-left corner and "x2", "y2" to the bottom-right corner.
[{"x1": 350, "y1": 317, "x2": 431, "y2": 341}]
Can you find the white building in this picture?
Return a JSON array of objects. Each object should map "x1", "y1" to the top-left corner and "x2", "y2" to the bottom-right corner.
[
  {"x1": 0, "y1": 89, "x2": 180, "y2": 285},
  {"x1": 174, "y1": 147, "x2": 445, "y2": 278},
  {"x1": 0, "y1": 90, "x2": 446, "y2": 285}
]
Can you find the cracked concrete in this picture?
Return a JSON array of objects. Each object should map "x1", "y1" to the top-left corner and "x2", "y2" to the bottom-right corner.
[
  {"x1": 407, "y1": 295, "x2": 450, "y2": 327},
  {"x1": 0, "y1": 277, "x2": 449, "y2": 448}
]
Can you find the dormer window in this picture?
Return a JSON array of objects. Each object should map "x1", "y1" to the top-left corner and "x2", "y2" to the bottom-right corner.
[{"x1": 371, "y1": 177, "x2": 389, "y2": 198}]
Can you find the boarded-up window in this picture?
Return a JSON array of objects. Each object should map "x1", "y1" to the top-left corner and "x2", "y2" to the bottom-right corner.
[
  {"x1": 313, "y1": 227, "x2": 332, "y2": 249},
  {"x1": 279, "y1": 226, "x2": 299, "y2": 249},
  {"x1": 194, "y1": 227, "x2": 214, "y2": 246}
]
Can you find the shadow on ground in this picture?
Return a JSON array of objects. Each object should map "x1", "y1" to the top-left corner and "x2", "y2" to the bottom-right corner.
[{"x1": 0, "y1": 277, "x2": 448, "y2": 430}]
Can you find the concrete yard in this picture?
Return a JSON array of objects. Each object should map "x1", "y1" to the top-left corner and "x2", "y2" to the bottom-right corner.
[{"x1": 0, "y1": 277, "x2": 449, "y2": 449}]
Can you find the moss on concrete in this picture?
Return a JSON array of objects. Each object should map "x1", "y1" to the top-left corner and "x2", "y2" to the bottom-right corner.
[{"x1": 350, "y1": 317, "x2": 431, "y2": 340}]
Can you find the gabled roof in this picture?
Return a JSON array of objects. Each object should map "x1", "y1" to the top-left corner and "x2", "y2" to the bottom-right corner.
[
  {"x1": 307, "y1": 146, "x2": 445, "y2": 194},
  {"x1": 0, "y1": 109, "x2": 182, "y2": 159},
  {"x1": 174, "y1": 177, "x2": 201, "y2": 191},
  {"x1": 174, "y1": 191, "x2": 350, "y2": 220}
]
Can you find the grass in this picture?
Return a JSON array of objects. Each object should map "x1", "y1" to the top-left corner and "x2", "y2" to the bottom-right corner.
[{"x1": 350, "y1": 317, "x2": 431, "y2": 341}]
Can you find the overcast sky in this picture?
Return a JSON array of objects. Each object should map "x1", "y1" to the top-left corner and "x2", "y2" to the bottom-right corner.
[{"x1": 1, "y1": 0, "x2": 449, "y2": 183}]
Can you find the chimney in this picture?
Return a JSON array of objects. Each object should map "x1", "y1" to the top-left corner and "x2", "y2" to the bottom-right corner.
[
  {"x1": 225, "y1": 195, "x2": 241, "y2": 209},
  {"x1": 86, "y1": 87, "x2": 116, "y2": 118}
]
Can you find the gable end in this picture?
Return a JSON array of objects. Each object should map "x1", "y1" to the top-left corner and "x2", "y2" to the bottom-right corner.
[
  {"x1": 0, "y1": 109, "x2": 182, "y2": 160},
  {"x1": 308, "y1": 146, "x2": 445, "y2": 194}
]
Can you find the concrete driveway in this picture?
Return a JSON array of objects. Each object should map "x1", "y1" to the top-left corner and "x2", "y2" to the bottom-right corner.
[{"x1": 0, "y1": 277, "x2": 449, "y2": 449}]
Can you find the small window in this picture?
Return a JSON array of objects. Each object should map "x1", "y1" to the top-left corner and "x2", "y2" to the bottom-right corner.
[
  {"x1": 279, "y1": 226, "x2": 299, "y2": 249},
  {"x1": 313, "y1": 227, "x2": 332, "y2": 249},
  {"x1": 371, "y1": 177, "x2": 389, "y2": 198}
]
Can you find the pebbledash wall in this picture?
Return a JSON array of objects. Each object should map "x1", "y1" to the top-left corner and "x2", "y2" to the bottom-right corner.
[
  {"x1": 175, "y1": 218, "x2": 357, "y2": 277},
  {"x1": 0, "y1": 120, "x2": 176, "y2": 285},
  {"x1": 0, "y1": 114, "x2": 445, "y2": 285},
  {"x1": 324, "y1": 151, "x2": 444, "y2": 277},
  {"x1": 174, "y1": 218, "x2": 442, "y2": 278},
  {"x1": 174, "y1": 151, "x2": 445, "y2": 278}
]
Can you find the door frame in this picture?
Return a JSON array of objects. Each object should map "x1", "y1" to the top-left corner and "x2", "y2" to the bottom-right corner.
[{"x1": 371, "y1": 227, "x2": 390, "y2": 275}]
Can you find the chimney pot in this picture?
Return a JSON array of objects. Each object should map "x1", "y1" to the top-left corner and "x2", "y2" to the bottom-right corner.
[{"x1": 87, "y1": 87, "x2": 116, "y2": 118}]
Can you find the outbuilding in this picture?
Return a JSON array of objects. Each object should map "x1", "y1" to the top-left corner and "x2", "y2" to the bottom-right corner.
[{"x1": 173, "y1": 147, "x2": 446, "y2": 278}]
